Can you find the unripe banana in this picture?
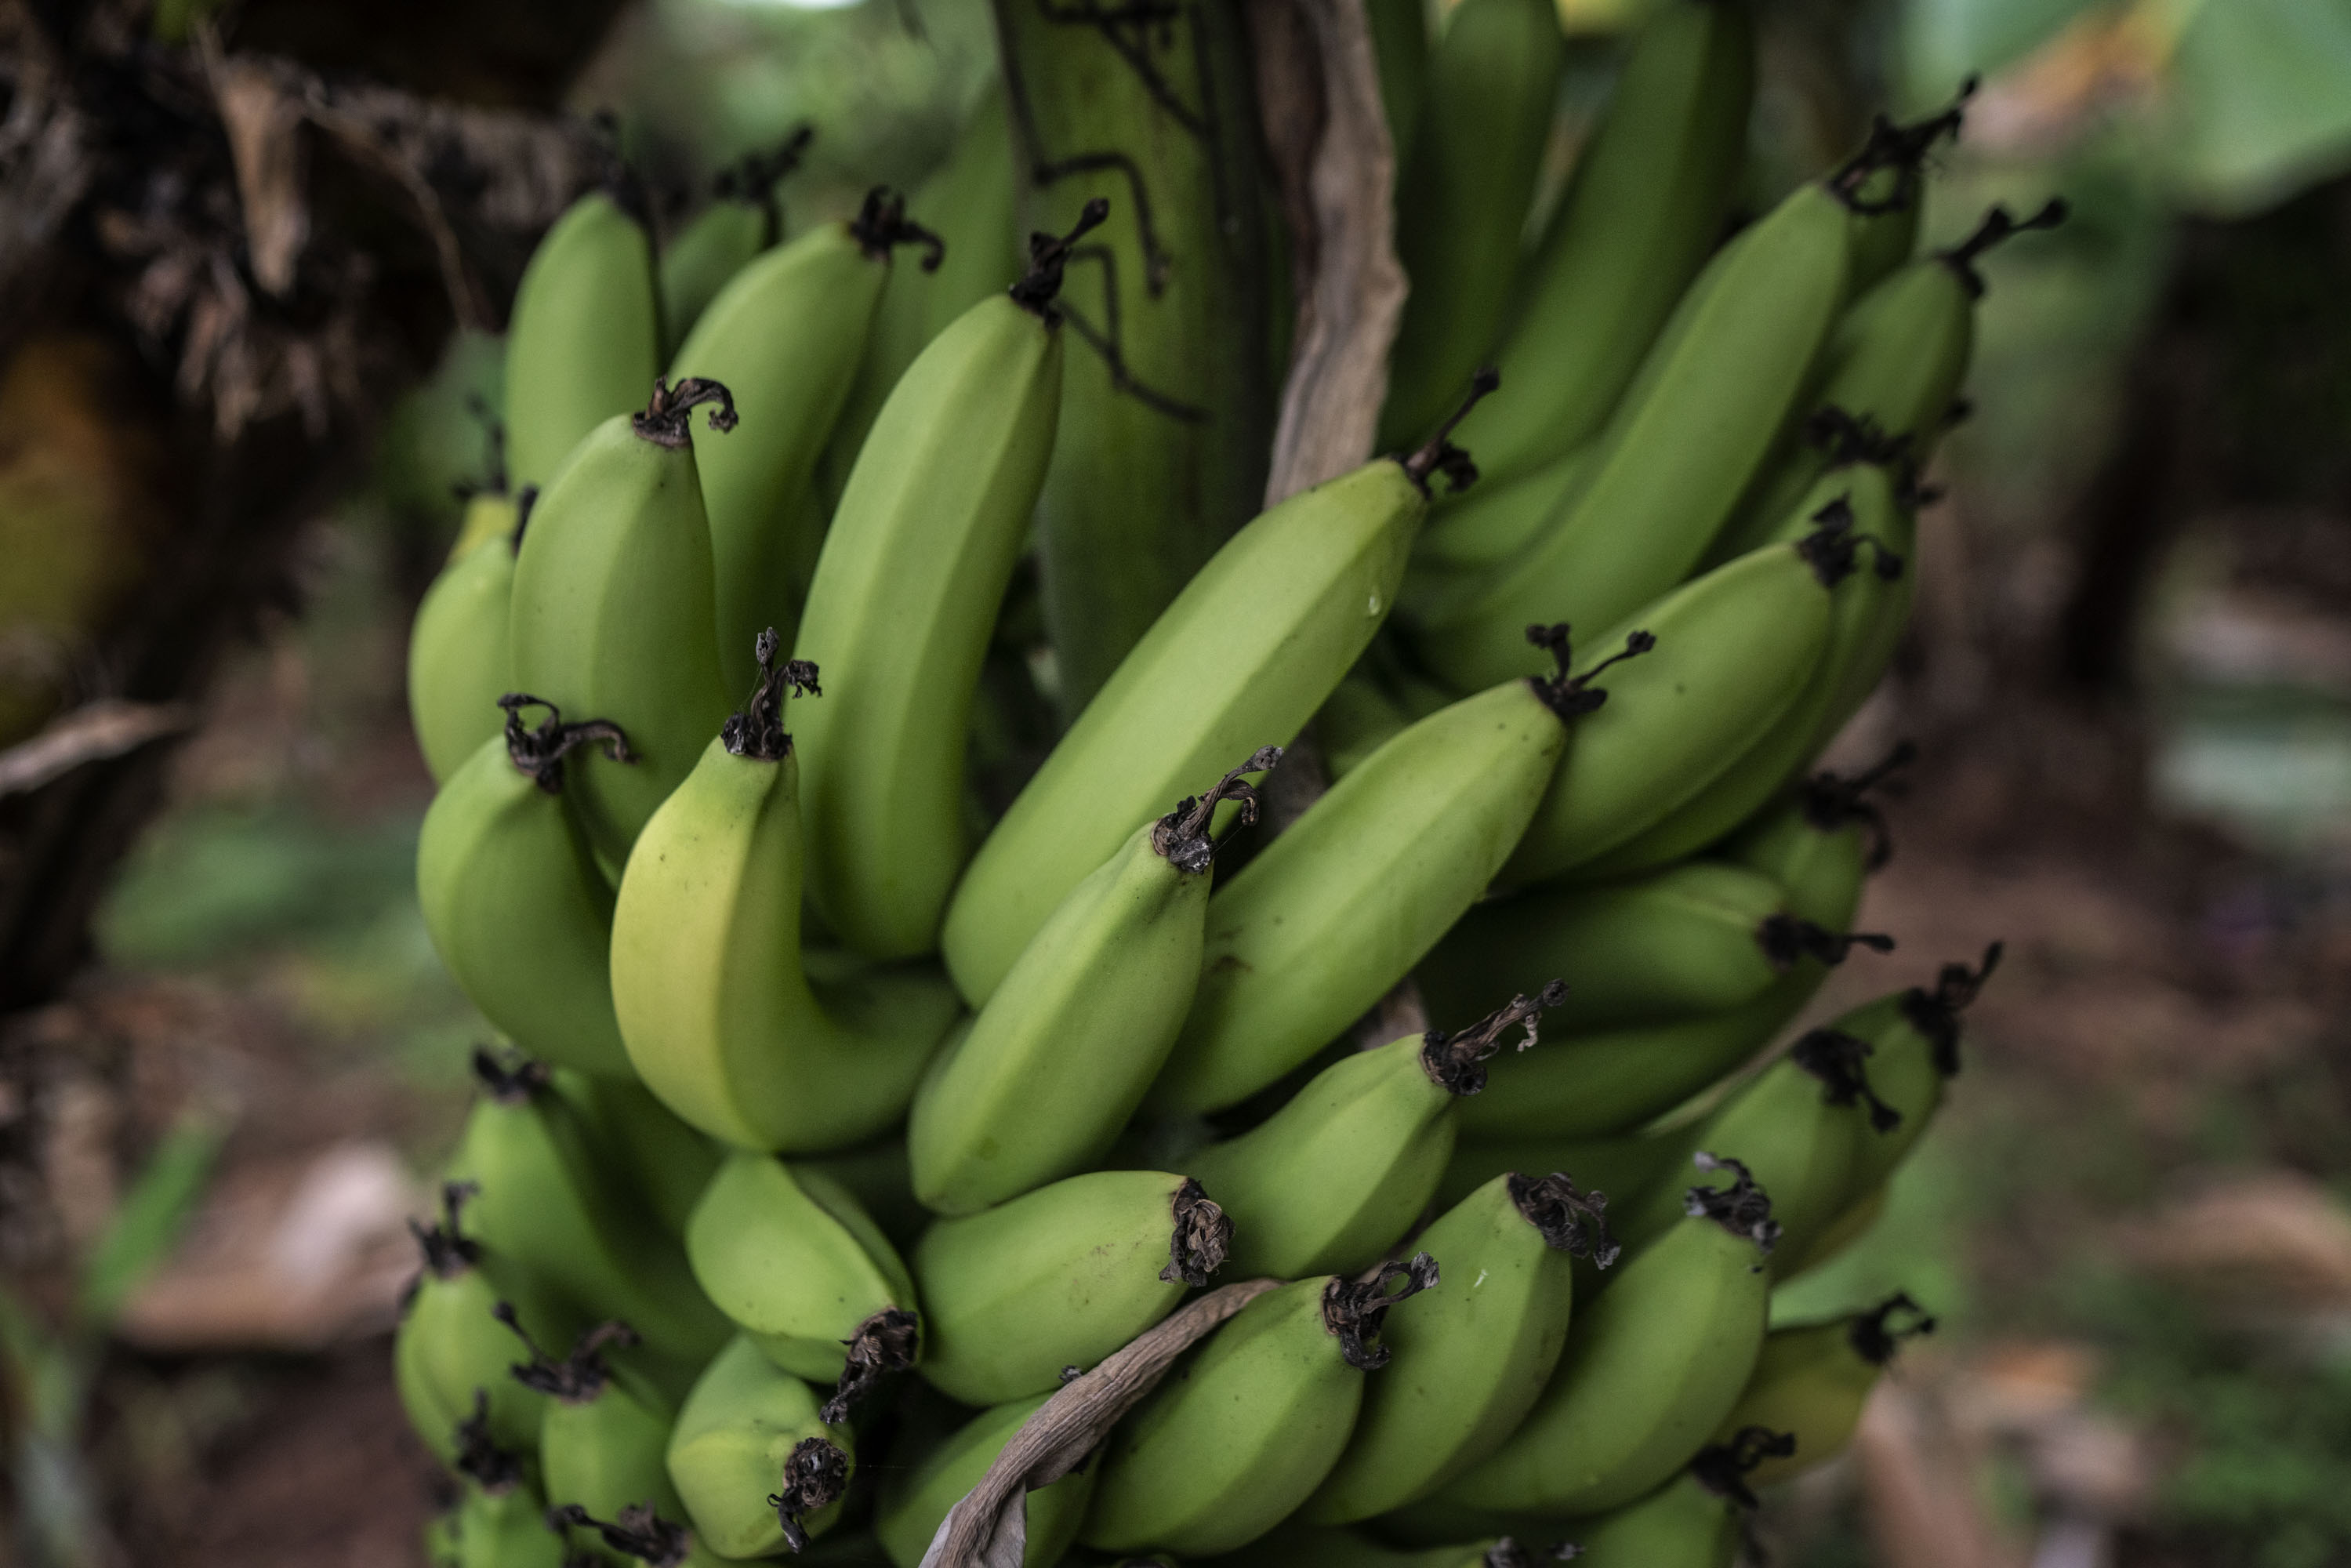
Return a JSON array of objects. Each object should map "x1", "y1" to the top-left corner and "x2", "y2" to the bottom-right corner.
[
  {"x1": 1709, "y1": 1292, "x2": 1935, "y2": 1490},
  {"x1": 608, "y1": 638, "x2": 963, "y2": 1152},
  {"x1": 941, "y1": 383, "x2": 1496, "y2": 1004},
  {"x1": 873, "y1": 1393, "x2": 1097, "y2": 1568},
  {"x1": 443, "y1": 1425, "x2": 568, "y2": 1568},
  {"x1": 508, "y1": 379, "x2": 737, "y2": 863},
  {"x1": 524, "y1": 1321, "x2": 690, "y2": 1567},
  {"x1": 1832, "y1": 85, "x2": 1976, "y2": 298},
  {"x1": 1823, "y1": 942, "x2": 2002, "y2": 1204},
  {"x1": 912, "y1": 1169, "x2": 1232, "y2": 1406},
  {"x1": 684, "y1": 1150, "x2": 920, "y2": 1416},
  {"x1": 1497, "y1": 532, "x2": 1845, "y2": 887},
  {"x1": 790, "y1": 215, "x2": 1081, "y2": 959},
  {"x1": 1191, "y1": 990, "x2": 1566, "y2": 1277},
  {"x1": 1400, "y1": 443, "x2": 1595, "y2": 626},
  {"x1": 505, "y1": 191, "x2": 662, "y2": 492},
  {"x1": 1456, "y1": 0, "x2": 1754, "y2": 484},
  {"x1": 1081, "y1": 1258, "x2": 1440, "y2": 1557},
  {"x1": 910, "y1": 753, "x2": 1275, "y2": 1214},
  {"x1": 1419, "y1": 861, "x2": 1797, "y2": 1035},
  {"x1": 658, "y1": 129, "x2": 809, "y2": 356},
  {"x1": 675, "y1": 187, "x2": 944, "y2": 695},
  {"x1": 1303, "y1": 1172, "x2": 1616, "y2": 1523},
  {"x1": 666, "y1": 1334, "x2": 853, "y2": 1556},
  {"x1": 415, "y1": 699, "x2": 634, "y2": 1078},
  {"x1": 409, "y1": 490, "x2": 521, "y2": 786},
  {"x1": 1431, "y1": 1165, "x2": 1776, "y2": 1516},
  {"x1": 556, "y1": 1074, "x2": 724, "y2": 1240},
  {"x1": 446, "y1": 1051, "x2": 732, "y2": 1363},
  {"x1": 1381, "y1": 0, "x2": 1565, "y2": 446},
  {"x1": 1155, "y1": 626, "x2": 1639, "y2": 1114},
  {"x1": 394, "y1": 1180, "x2": 580, "y2": 1465}
]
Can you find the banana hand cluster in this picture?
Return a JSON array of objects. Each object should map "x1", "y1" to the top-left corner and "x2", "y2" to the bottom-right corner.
[{"x1": 404, "y1": 9, "x2": 2052, "y2": 1555}]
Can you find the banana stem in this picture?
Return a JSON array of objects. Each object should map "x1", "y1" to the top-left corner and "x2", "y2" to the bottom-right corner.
[
  {"x1": 820, "y1": 1308, "x2": 920, "y2": 1425},
  {"x1": 1798, "y1": 739, "x2": 1919, "y2": 866},
  {"x1": 1398, "y1": 365, "x2": 1500, "y2": 495},
  {"x1": 1824, "y1": 76, "x2": 1978, "y2": 214},
  {"x1": 1684, "y1": 1152, "x2": 1780, "y2": 1253},
  {"x1": 451, "y1": 1389, "x2": 528, "y2": 1494},
  {"x1": 1418, "y1": 980, "x2": 1569, "y2": 1095},
  {"x1": 849, "y1": 183, "x2": 946, "y2": 270},
  {"x1": 1899, "y1": 941, "x2": 2004, "y2": 1075},
  {"x1": 1009, "y1": 197, "x2": 1113, "y2": 316},
  {"x1": 548, "y1": 1503, "x2": 692, "y2": 1568},
  {"x1": 1160, "y1": 1178, "x2": 1235, "y2": 1287},
  {"x1": 715, "y1": 125, "x2": 815, "y2": 246},
  {"x1": 1524, "y1": 623, "x2": 1656, "y2": 721},
  {"x1": 632, "y1": 376, "x2": 740, "y2": 448},
  {"x1": 496, "y1": 1305, "x2": 638, "y2": 1403},
  {"x1": 1757, "y1": 915, "x2": 1896, "y2": 971},
  {"x1": 470, "y1": 1044, "x2": 552, "y2": 1103},
  {"x1": 1795, "y1": 495, "x2": 1907, "y2": 587},
  {"x1": 1320, "y1": 1251, "x2": 1439, "y2": 1370},
  {"x1": 722, "y1": 630, "x2": 821, "y2": 761},
  {"x1": 1149, "y1": 746, "x2": 1283, "y2": 871},
  {"x1": 1939, "y1": 198, "x2": 2070, "y2": 298},
  {"x1": 1507, "y1": 1171, "x2": 1620, "y2": 1268},
  {"x1": 1849, "y1": 1290, "x2": 1938, "y2": 1366},
  {"x1": 1688, "y1": 1424, "x2": 1798, "y2": 1510},
  {"x1": 1790, "y1": 1025, "x2": 1904, "y2": 1131},
  {"x1": 496, "y1": 695, "x2": 635, "y2": 793},
  {"x1": 767, "y1": 1437, "x2": 852, "y2": 1552}
]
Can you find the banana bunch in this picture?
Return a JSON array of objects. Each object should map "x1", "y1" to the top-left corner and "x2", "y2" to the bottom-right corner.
[{"x1": 403, "y1": 6, "x2": 2055, "y2": 1558}]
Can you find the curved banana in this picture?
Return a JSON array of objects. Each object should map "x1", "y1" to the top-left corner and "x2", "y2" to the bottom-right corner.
[
  {"x1": 873, "y1": 1392, "x2": 1097, "y2": 1568},
  {"x1": 504, "y1": 190, "x2": 662, "y2": 493},
  {"x1": 408, "y1": 489, "x2": 521, "y2": 786},
  {"x1": 909, "y1": 753, "x2": 1275, "y2": 1214},
  {"x1": 658, "y1": 128, "x2": 809, "y2": 357},
  {"x1": 789, "y1": 211, "x2": 1079, "y2": 958},
  {"x1": 912, "y1": 1168, "x2": 1232, "y2": 1406},
  {"x1": 1191, "y1": 989, "x2": 1568, "y2": 1277},
  {"x1": 1303, "y1": 1172, "x2": 1616, "y2": 1523},
  {"x1": 445, "y1": 1051, "x2": 733, "y2": 1363},
  {"x1": 675, "y1": 187, "x2": 945, "y2": 695},
  {"x1": 1381, "y1": 0, "x2": 1565, "y2": 446},
  {"x1": 608, "y1": 637, "x2": 964, "y2": 1153},
  {"x1": 1081, "y1": 1258, "x2": 1440, "y2": 1557},
  {"x1": 1456, "y1": 0, "x2": 1754, "y2": 484},
  {"x1": 941, "y1": 380, "x2": 1496, "y2": 1004},
  {"x1": 1155, "y1": 625, "x2": 1635, "y2": 1114},
  {"x1": 1709, "y1": 1292, "x2": 1936, "y2": 1490},
  {"x1": 508, "y1": 379, "x2": 737, "y2": 863},
  {"x1": 415, "y1": 698, "x2": 634, "y2": 1078},
  {"x1": 666, "y1": 1334, "x2": 853, "y2": 1556},
  {"x1": 684, "y1": 1150, "x2": 920, "y2": 1416},
  {"x1": 1433, "y1": 1163, "x2": 1776, "y2": 1516}
]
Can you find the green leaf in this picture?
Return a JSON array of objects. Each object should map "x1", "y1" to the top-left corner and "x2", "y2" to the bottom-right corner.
[
  {"x1": 2164, "y1": 0, "x2": 2351, "y2": 215},
  {"x1": 74, "y1": 1112, "x2": 225, "y2": 1330}
]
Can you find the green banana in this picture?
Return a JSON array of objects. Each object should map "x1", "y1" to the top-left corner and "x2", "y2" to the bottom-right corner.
[
  {"x1": 1419, "y1": 860, "x2": 1801, "y2": 1035},
  {"x1": 522, "y1": 1321, "x2": 690, "y2": 1568},
  {"x1": 1548, "y1": 1471, "x2": 1743, "y2": 1567},
  {"x1": 909, "y1": 753, "x2": 1276, "y2": 1214},
  {"x1": 658, "y1": 128, "x2": 809, "y2": 358},
  {"x1": 409, "y1": 489, "x2": 522, "y2": 786},
  {"x1": 1431, "y1": 1163, "x2": 1776, "y2": 1516},
  {"x1": 608, "y1": 637, "x2": 963, "y2": 1153},
  {"x1": 1822, "y1": 942, "x2": 2003, "y2": 1204},
  {"x1": 675, "y1": 188, "x2": 945, "y2": 696},
  {"x1": 443, "y1": 1421, "x2": 568, "y2": 1568},
  {"x1": 789, "y1": 212, "x2": 1081, "y2": 960},
  {"x1": 415, "y1": 699, "x2": 634, "y2": 1078},
  {"x1": 446, "y1": 1051, "x2": 732, "y2": 1364},
  {"x1": 941, "y1": 384, "x2": 1495, "y2": 1004},
  {"x1": 1497, "y1": 531, "x2": 1849, "y2": 887},
  {"x1": 556, "y1": 1073, "x2": 724, "y2": 1240},
  {"x1": 684, "y1": 1150, "x2": 921, "y2": 1417},
  {"x1": 508, "y1": 379, "x2": 737, "y2": 864},
  {"x1": 1400, "y1": 443, "x2": 1595, "y2": 627},
  {"x1": 1708, "y1": 1292, "x2": 1935, "y2": 1490},
  {"x1": 1412, "y1": 151, "x2": 1893, "y2": 694},
  {"x1": 1455, "y1": 0, "x2": 1754, "y2": 484},
  {"x1": 1569, "y1": 472, "x2": 1916, "y2": 880},
  {"x1": 912, "y1": 1168, "x2": 1231, "y2": 1406},
  {"x1": 505, "y1": 190, "x2": 662, "y2": 492},
  {"x1": 394, "y1": 1180, "x2": 579, "y2": 1465},
  {"x1": 1381, "y1": 0, "x2": 1566, "y2": 446},
  {"x1": 873, "y1": 1393, "x2": 1097, "y2": 1568},
  {"x1": 1080, "y1": 1258, "x2": 1440, "y2": 1557},
  {"x1": 1303, "y1": 1172, "x2": 1616, "y2": 1523},
  {"x1": 1190, "y1": 990, "x2": 1569, "y2": 1277},
  {"x1": 1834, "y1": 85, "x2": 1977, "y2": 298},
  {"x1": 1155, "y1": 624, "x2": 1642, "y2": 1115},
  {"x1": 666, "y1": 1334, "x2": 853, "y2": 1556}
]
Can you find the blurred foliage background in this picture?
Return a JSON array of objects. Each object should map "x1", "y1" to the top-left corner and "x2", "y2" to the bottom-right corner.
[{"x1": 9, "y1": 0, "x2": 2351, "y2": 1564}]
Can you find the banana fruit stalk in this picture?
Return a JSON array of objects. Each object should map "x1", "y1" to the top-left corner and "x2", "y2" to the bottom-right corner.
[
  {"x1": 909, "y1": 752, "x2": 1275, "y2": 1214},
  {"x1": 873, "y1": 1393, "x2": 1097, "y2": 1568},
  {"x1": 504, "y1": 191, "x2": 662, "y2": 493},
  {"x1": 1709, "y1": 1292, "x2": 1936, "y2": 1489},
  {"x1": 666, "y1": 1335, "x2": 853, "y2": 1555},
  {"x1": 408, "y1": 490, "x2": 521, "y2": 786},
  {"x1": 609, "y1": 637, "x2": 964, "y2": 1152},
  {"x1": 1081, "y1": 1259, "x2": 1440, "y2": 1557}
]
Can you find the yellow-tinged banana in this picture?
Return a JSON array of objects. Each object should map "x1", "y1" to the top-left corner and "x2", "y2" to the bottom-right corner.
[
  {"x1": 505, "y1": 191, "x2": 662, "y2": 493},
  {"x1": 789, "y1": 210, "x2": 1084, "y2": 959},
  {"x1": 608, "y1": 637, "x2": 963, "y2": 1153},
  {"x1": 873, "y1": 1393, "x2": 1096, "y2": 1568},
  {"x1": 1304, "y1": 1172, "x2": 1616, "y2": 1523},
  {"x1": 1081, "y1": 1259, "x2": 1440, "y2": 1557},
  {"x1": 909, "y1": 753, "x2": 1276, "y2": 1215},
  {"x1": 1156, "y1": 625, "x2": 1642, "y2": 1115},
  {"x1": 1457, "y1": 0, "x2": 1754, "y2": 485},
  {"x1": 409, "y1": 489, "x2": 522, "y2": 786},
  {"x1": 415, "y1": 699, "x2": 634, "y2": 1078},
  {"x1": 1431, "y1": 1163, "x2": 1776, "y2": 1516},
  {"x1": 683, "y1": 1150, "x2": 920, "y2": 1420},
  {"x1": 1191, "y1": 990, "x2": 1568, "y2": 1278},
  {"x1": 675, "y1": 187, "x2": 945, "y2": 695},
  {"x1": 941, "y1": 379, "x2": 1497, "y2": 1005},
  {"x1": 508, "y1": 379, "x2": 737, "y2": 863},
  {"x1": 666, "y1": 1334, "x2": 853, "y2": 1556},
  {"x1": 1707, "y1": 1292, "x2": 1935, "y2": 1490},
  {"x1": 912, "y1": 1169, "x2": 1231, "y2": 1406},
  {"x1": 657, "y1": 128, "x2": 809, "y2": 358}
]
